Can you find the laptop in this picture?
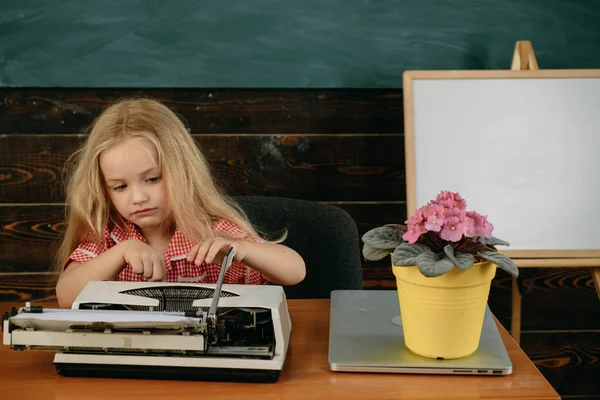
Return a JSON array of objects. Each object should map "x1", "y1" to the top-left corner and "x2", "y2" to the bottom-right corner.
[{"x1": 328, "y1": 290, "x2": 512, "y2": 375}]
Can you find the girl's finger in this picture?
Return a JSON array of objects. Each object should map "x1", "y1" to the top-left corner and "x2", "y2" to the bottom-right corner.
[
  {"x1": 142, "y1": 256, "x2": 153, "y2": 279},
  {"x1": 206, "y1": 239, "x2": 229, "y2": 263},
  {"x1": 194, "y1": 239, "x2": 214, "y2": 265},
  {"x1": 149, "y1": 255, "x2": 165, "y2": 282},
  {"x1": 130, "y1": 257, "x2": 144, "y2": 275},
  {"x1": 186, "y1": 242, "x2": 202, "y2": 262}
]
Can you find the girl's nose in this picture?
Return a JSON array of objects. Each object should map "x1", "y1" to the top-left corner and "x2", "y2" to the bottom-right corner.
[{"x1": 132, "y1": 185, "x2": 149, "y2": 203}]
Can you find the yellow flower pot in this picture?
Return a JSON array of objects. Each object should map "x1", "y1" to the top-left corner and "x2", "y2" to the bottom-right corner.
[{"x1": 392, "y1": 261, "x2": 497, "y2": 359}]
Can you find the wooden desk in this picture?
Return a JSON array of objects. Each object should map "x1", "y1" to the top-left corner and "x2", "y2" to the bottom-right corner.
[{"x1": 1, "y1": 299, "x2": 559, "y2": 400}]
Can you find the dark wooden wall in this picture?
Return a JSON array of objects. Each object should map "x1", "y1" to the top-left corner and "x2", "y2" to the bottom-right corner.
[{"x1": 1, "y1": 89, "x2": 599, "y2": 398}]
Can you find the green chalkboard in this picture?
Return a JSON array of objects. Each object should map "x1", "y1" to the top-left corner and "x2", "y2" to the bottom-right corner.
[{"x1": 1, "y1": 0, "x2": 599, "y2": 88}]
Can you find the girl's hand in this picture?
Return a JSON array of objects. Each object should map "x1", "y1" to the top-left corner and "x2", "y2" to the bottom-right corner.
[
  {"x1": 121, "y1": 240, "x2": 166, "y2": 281},
  {"x1": 187, "y1": 238, "x2": 247, "y2": 265}
]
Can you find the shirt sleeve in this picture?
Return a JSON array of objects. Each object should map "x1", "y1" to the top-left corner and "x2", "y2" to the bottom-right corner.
[
  {"x1": 212, "y1": 219, "x2": 265, "y2": 243},
  {"x1": 224, "y1": 261, "x2": 270, "y2": 285},
  {"x1": 247, "y1": 268, "x2": 270, "y2": 284},
  {"x1": 63, "y1": 232, "x2": 109, "y2": 271},
  {"x1": 213, "y1": 219, "x2": 269, "y2": 284}
]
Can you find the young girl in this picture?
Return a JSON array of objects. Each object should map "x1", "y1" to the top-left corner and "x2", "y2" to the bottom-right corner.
[{"x1": 55, "y1": 98, "x2": 306, "y2": 308}]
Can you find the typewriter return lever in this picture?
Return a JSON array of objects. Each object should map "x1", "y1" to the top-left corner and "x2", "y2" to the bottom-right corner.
[{"x1": 207, "y1": 247, "x2": 235, "y2": 331}]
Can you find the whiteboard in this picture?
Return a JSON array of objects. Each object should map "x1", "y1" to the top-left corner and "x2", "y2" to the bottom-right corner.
[{"x1": 403, "y1": 70, "x2": 600, "y2": 259}]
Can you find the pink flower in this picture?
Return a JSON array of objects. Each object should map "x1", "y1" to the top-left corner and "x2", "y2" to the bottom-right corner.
[
  {"x1": 422, "y1": 204, "x2": 445, "y2": 219},
  {"x1": 454, "y1": 198, "x2": 467, "y2": 211},
  {"x1": 405, "y1": 208, "x2": 424, "y2": 226},
  {"x1": 425, "y1": 214, "x2": 444, "y2": 232},
  {"x1": 436, "y1": 190, "x2": 467, "y2": 211},
  {"x1": 438, "y1": 198, "x2": 454, "y2": 211},
  {"x1": 481, "y1": 215, "x2": 494, "y2": 238},
  {"x1": 403, "y1": 223, "x2": 426, "y2": 243},
  {"x1": 404, "y1": 191, "x2": 497, "y2": 244},
  {"x1": 439, "y1": 217, "x2": 465, "y2": 242},
  {"x1": 463, "y1": 216, "x2": 476, "y2": 237},
  {"x1": 436, "y1": 190, "x2": 454, "y2": 202},
  {"x1": 463, "y1": 211, "x2": 494, "y2": 238},
  {"x1": 444, "y1": 207, "x2": 465, "y2": 220},
  {"x1": 466, "y1": 211, "x2": 485, "y2": 236}
]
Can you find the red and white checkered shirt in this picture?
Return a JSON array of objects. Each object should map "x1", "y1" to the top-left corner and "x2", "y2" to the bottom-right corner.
[{"x1": 65, "y1": 219, "x2": 268, "y2": 285}]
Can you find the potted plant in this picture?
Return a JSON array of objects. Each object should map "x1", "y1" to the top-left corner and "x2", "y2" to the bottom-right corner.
[{"x1": 362, "y1": 190, "x2": 519, "y2": 359}]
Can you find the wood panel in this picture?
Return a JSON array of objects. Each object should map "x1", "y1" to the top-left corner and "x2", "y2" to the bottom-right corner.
[
  {"x1": 0, "y1": 134, "x2": 404, "y2": 203},
  {"x1": 0, "y1": 205, "x2": 64, "y2": 272},
  {"x1": 0, "y1": 203, "x2": 402, "y2": 273},
  {"x1": 521, "y1": 332, "x2": 600, "y2": 398},
  {"x1": 0, "y1": 273, "x2": 56, "y2": 304},
  {"x1": 488, "y1": 269, "x2": 600, "y2": 331},
  {"x1": 0, "y1": 88, "x2": 403, "y2": 134},
  {"x1": 337, "y1": 202, "x2": 406, "y2": 242}
]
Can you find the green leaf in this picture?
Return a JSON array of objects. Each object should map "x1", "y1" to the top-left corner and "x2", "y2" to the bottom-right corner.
[
  {"x1": 443, "y1": 245, "x2": 476, "y2": 270},
  {"x1": 392, "y1": 243, "x2": 430, "y2": 266},
  {"x1": 478, "y1": 251, "x2": 519, "y2": 278},
  {"x1": 362, "y1": 244, "x2": 391, "y2": 261},
  {"x1": 416, "y1": 252, "x2": 455, "y2": 277},
  {"x1": 362, "y1": 227, "x2": 405, "y2": 249},
  {"x1": 478, "y1": 236, "x2": 510, "y2": 247}
]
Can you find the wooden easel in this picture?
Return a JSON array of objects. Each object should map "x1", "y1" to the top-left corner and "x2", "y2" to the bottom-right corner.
[
  {"x1": 508, "y1": 41, "x2": 600, "y2": 344},
  {"x1": 510, "y1": 40, "x2": 539, "y2": 71}
]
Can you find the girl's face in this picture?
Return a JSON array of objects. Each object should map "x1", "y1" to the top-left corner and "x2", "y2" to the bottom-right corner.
[{"x1": 99, "y1": 138, "x2": 170, "y2": 236}]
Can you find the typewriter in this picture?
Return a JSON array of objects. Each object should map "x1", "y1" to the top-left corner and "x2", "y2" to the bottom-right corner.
[{"x1": 2, "y1": 249, "x2": 291, "y2": 382}]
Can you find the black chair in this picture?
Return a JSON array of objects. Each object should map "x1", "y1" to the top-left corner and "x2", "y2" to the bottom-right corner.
[{"x1": 233, "y1": 196, "x2": 364, "y2": 299}]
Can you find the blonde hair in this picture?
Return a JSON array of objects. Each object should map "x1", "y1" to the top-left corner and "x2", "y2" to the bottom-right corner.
[{"x1": 55, "y1": 98, "x2": 262, "y2": 273}]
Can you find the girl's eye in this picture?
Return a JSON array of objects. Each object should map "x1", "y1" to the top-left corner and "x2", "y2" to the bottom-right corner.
[
  {"x1": 113, "y1": 184, "x2": 127, "y2": 192},
  {"x1": 147, "y1": 176, "x2": 161, "y2": 183}
]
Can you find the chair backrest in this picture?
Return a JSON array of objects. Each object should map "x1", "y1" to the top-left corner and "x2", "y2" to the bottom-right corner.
[{"x1": 233, "y1": 196, "x2": 363, "y2": 299}]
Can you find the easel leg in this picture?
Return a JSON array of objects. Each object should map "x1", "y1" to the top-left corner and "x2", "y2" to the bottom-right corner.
[
  {"x1": 508, "y1": 40, "x2": 538, "y2": 346},
  {"x1": 511, "y1": 277, "x2": 522, "y2": 344},
  {"x1": 511, "y1": 40, "x2": 539, "y2": 71},
  {"x1": 591, "y1": 267, "x2": 600, "y2": 300}
]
